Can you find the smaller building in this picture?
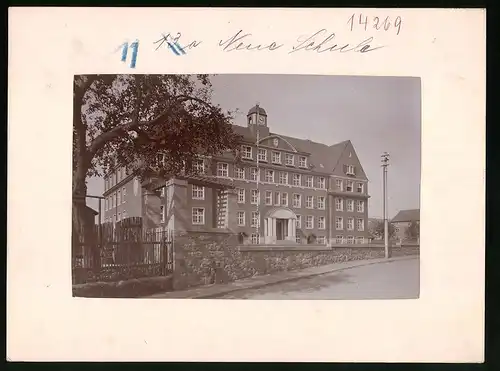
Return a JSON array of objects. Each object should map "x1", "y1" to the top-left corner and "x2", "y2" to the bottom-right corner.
[{"x1": 391, "y1": 209, "x2": 420, "y2": 242}]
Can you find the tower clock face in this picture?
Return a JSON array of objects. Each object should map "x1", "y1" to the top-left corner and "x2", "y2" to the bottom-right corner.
[{"x1": 258, "y1": 116, "x2": 265, "y2": 125}]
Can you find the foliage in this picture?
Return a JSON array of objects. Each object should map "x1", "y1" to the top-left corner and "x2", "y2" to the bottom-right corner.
[
  {"x1": 73, "y1": 74, "x2": 242, "y2": 184},
  {"x1": 406, "y1": 220, "x2": 420, "y2": 240},
  {"x1": 370, "y1": 219, "x2": 395, "y2": 239}
]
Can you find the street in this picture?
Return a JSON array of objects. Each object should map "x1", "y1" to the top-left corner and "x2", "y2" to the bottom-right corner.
[{"x1": 218, "y1": 257, "x2": 420, "y2": 300}]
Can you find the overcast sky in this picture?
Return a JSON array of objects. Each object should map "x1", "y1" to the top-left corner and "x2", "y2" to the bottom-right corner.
[{"x1": 86, "y1": 74, "x2": 421, "y2": 219}]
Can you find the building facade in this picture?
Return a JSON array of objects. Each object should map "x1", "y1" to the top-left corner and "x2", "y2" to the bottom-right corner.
[
  {"x1": 102, "y1": 105, "x2": 370, "y2": 246},
  {"x1": 391, "y1": 209, "x2": 420, "y2": 242}
]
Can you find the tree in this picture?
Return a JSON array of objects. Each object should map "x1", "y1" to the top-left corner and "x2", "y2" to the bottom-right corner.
[
  {"x1": 370, "y1": 219, "x2": 395, "y2": 240},
  {"x1": 406, "y1": 220, "x2": 420, "y2": 240},
  {"x1": 73, "y1": 74, "x2": 242, "y2": 238}
]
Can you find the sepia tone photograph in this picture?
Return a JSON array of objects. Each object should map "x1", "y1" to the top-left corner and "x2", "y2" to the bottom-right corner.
[{"x1": 72, "y1": 74, "x2": 421, "y2": 299}]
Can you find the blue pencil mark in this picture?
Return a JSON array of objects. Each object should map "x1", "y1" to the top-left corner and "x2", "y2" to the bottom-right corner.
[
  {"x1": 130, "y1": 41, "x2": 139, "y2": 68},
  {"x1": 120, "y1": 42, "x2": 128, "y2": 62},
  {"x1": 166, "y1": 41, "x2": 186, "y2": 56}
]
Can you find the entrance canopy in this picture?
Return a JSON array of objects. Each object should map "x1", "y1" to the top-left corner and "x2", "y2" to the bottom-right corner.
[{"x1": 266, "y1": 207, "x2": 297, "y2": 220}]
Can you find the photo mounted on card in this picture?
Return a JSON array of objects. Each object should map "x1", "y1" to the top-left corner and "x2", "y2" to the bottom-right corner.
[
  {"x1": 8, "y1": 7, "x2": 485, "y2": 363},
  {"x1": 73, "y1": 74, "x2": 421, "y2": 300}
]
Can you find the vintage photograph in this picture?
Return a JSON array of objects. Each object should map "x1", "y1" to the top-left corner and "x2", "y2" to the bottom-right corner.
[{"x1": 72, "y1": 74, "x2": 421, "y2": 299}]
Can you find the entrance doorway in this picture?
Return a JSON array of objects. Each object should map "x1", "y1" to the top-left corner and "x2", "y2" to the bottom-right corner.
[{"x1": 276, "y1": 218, "x2": 288, "y2": 241}]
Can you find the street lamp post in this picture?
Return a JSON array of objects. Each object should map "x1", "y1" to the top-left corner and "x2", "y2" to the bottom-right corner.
[{"x1": 381, "y1": 152, "x2": 391, "y2": 259}]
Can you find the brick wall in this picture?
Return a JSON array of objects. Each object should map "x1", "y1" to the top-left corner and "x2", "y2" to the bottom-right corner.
[{"x1": 172, "y1": 230, "x2": 419, "y2": 290}]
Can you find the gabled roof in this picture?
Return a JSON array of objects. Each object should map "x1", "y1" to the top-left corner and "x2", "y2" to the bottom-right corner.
[
  {"x1": 85, "y1": 205, "x2": 99, "y2": 216},
  {"x1": 391, "y1": 209, "x2": 420, "y2": 223},
  {"x1": 231, "y1": 124, "x2": 355, "y2": 175}
]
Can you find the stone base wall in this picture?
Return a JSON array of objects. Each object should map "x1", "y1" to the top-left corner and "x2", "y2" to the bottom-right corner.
[{"x1": 173, "y1": 230, "x2": 419, "y2": 291}]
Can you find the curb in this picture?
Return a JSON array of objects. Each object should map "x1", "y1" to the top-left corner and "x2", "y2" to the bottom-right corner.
[{"x1": 192, "y1": 255, "x2": 419, "y2": 299}]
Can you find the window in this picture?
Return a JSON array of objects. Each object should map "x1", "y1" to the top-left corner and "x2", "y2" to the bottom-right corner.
[
  {"x1": 265, "y1": 191, "x2": 272, "y2": 205},
  {"x1": 192, "y1": 185, "x2": 205, "y2": 200},
  {"x1": 105, "y1": 197, "x2": 108, "y2": 211},
  {"x1": 306, "y1": 215, "x2": 314, "y2": 229},
  {"x1": 296, "y1": 215, "x2": 302, "y2": 228},
  {"x1": 356, "y1": 237, "x2": 365, "y2": 244},
  {"x1": 317, "y1": 236, "x2": 326, "y2": 245},
  {"x1": 104, "y1": 178, "x2": 108, "y2": 191},
  {"x1": 258, "y1": 148, "x2": 267, "y2": 162},
  {"x1": 249, "y1": 168, "x2": 259, "y2": 181},
  {"x1": 234, "y1": 167, "x2": 245, "y2": 179},
  {"x1": 160, "y1": 206, "x2": 165, "y2": 223},
  {"x1": 318, "y1": 216, "x2": 326, "y2": 229},
  {"x1": 117, "y1": 190, "x2": 121, "y2": 205},
  {"x1": 318, "y1": 177, "x2": 326, "y2": 189},
  {"x1": 117, "y1": 212, "x2": 121, "y2": 221},
  {"x1": 285, "y1": 153, "x2": 294, "y2": 166},
  {"x1": 237, "y1": 211, "x2": 245, "y2": 226},
  {"x1": 160, "y1": 187, "x2": 165, "y2": 197},
  {"x1": 117, "y1": 169, "x2": 121, "y2": 183},
  {"x1": 265, "y1": 170, "x2": 275, "y2": 183},
  {"x1": 278, "y1": 172, "x2": 288, "y2": 184},
  {"x1": 306, "y1": 196, "x2": 314, "y2": 209},
  {"x1": 292, "y1": 194, "x2": 301, "y2": 208},
  {"x1": 193, "y1": 159, "x2": 205, "y2": 174},
  {"x1": 122, "y1": 211, "x2": 127, "y2": 220},
  {"x1": 356, "y1": 200, "x2": 365, "y2": 213},
  {"x1": 347, "y1": 199, "x2": 354, "y2": 212},
  {"x1": 251, "y1": 190, "x2": 260, "y2": 205},
  {"x1": 336, "y1": 217, "x2": 343, "y2": 230},
  {"x1": 217, "y1": 162, "x2": 229, "y2": 177},
  {"x1": 251, "y1": 212, "x2": 260, "y2": 227},
  {"x1": 251, "y1": 233, "x2": 260, "y2": 244},
  {"x1": 122, "y1": 188, "x2": 126, "y2": 203},
  {"x1": 237, "y1": 188, "x2": 245, "y2": 203},
  {"x1": 357, "y1": 218, "x2": 365, "y2": 231},
  {"x1": 241, "y1": 145, "x2": 252, "y2": 159},
  {"x1": 335, "y1": 198, "x2": 343, "y2": 211},
  {"x1": 281, "y1": 192, "x2": 288, "y2": 206},
  {"x1": 272, "y1": 151, "x2": 281, "y2": 164},
  {"x1": 336, "y1": 235, "x2": 344, "y2": 244},
  {"x1": 317, "y1": 196, "x2": 325, "y2": 210},
  {"x1": 113, "y1": 192, "x2": 116, "y2": 208},
  {"x1": 296, "y1": 231, "x2": 302, "y2": 244},
  {"x1": 347, "y1": 236, "x2": 355, "y2": 244},
  {"x1": 306, "y1": 176, "x2": 313, "y2": 188},
  {"x1": 292, "y1": 174, "x2": 301, "y2": 186},
  {"x1": 299, "y1": 156, "x2": 307, "y2": 168},
  {"x1": 346, "y1": 181, "x2": 353, "y2": 192},
  {"x1": 346, "y1": 165, "x2": 355, "y2": 175},
  {"x1": 274, "y1": 191, "x2": 281, "y2": 206},
  {"x1": 357, "y1": 182, "x2": 364, "y2": 193},
  {"x1": 192, "y1": 208, "x2": 205, "y2": 225},
  {"x1": 347, "y1": 217, "x2": 354, "y2": 230},
  {"x1": 336, "y1": 179, "x2": 343, "y2": 191}
]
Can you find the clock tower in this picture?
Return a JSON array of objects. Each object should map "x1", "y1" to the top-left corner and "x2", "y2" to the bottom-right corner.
[{"x1": 247, "y1": 104, "x2": 269, "y2": 138}]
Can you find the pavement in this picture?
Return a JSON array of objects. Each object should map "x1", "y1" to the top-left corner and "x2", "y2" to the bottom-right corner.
[{"x1": 146, "y1": 255, "x2": 418, "y2": 299}]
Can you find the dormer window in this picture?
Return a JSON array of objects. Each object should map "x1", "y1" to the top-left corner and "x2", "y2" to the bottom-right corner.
[
  {"x1": 345, "y1": 165, "x2": 355, "y2": 175},
  {"x1": 272, "y1": 151, "x2": 281, "y2": 164},
  {"x1": 258, "y1": 148, "x2": 267, "y2": 162},
  {"x1": 285, "y1": 153, "x2": 294, "y2": 166},
  {"x1": 299, "y1": 156, "x2": 307, "y2": 168},
  {"x1": 241, "y1": 145, "x2": 252, "y2": 159}
]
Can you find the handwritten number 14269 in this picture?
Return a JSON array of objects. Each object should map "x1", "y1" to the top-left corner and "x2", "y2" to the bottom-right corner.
[{"x1": 348, "y1": 14, "x2": 402, "y2": 35}]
